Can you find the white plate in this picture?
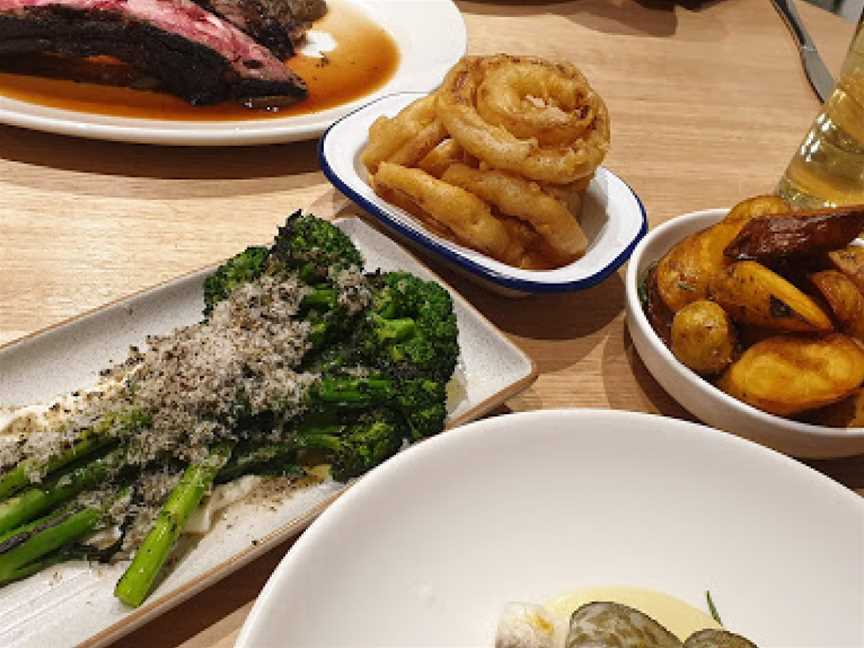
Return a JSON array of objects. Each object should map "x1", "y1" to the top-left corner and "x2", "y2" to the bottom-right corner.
[
  {"x1": 0, "y1": 1, "x2": 466, "y2": 146},
  {"x1": 321, "y1": 92, "x2": 647, "y2": 295},
  {"x1": 238, "y1": 409, "x2": 864, "y2": 647},
  {"x1": 0, "y1": 216, "x2": 536, "y2": 648},
  {"x1": 625, "y1": 208, "x2": 864, "y2": 459}
]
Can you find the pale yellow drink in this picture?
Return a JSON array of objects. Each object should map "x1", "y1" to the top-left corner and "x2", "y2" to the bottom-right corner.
[{"x1": 778, "y1": 23, "x2": 864, "y2": 208}]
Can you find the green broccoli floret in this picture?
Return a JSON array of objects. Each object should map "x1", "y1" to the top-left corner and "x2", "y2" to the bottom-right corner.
[
  {"x1": 298, "y1": 410, "x2": 403, "y2": 481},
  {"x1": 357, "y1": 272, "x2": 459, "y2": 381},
  {"x1": 272, "y1": 210, "x2": 364, "y2": 283},
  {"x1": 300, "y1": 286, "x2": 357, "y2": 351},
  {"x1": 397, "y1": 378, "x2": 447, "y2": 441},
  {"x1": 203, "y1": 246, "x2": 270, "y2": 317},
  {"x1": 203, "y1": 213, "x2": 363, "y2": 317}
]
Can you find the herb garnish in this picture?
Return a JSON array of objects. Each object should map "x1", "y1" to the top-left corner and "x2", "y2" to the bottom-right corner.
[{"x1": 706, "y1": 590, "x2": 723, "y2": 626}]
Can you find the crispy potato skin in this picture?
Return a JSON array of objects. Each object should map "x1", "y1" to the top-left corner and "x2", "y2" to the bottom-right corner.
[
  {"x1": 643, "y1": 265, "x2": 674, "y2": 345},
  {"x1": 725, "y1": 207, "x2": 864, "y2": 261},
  {"x1": 717, "y1": 334, "x2": 864, "y2": 416},
  {"x1": 805, "y1": 389, "x2": 864, "y2": 427},
  {"x1": 656, "y1": 195, "x2": 791, "y2": 313},
  {"x1": 710, "y1": 261, "x2": 833, "y2": 333},
  {"x1": 724, "y1": 195, "x2": 790, "y2": 223},
  {"x1": 671, "y1": 300, "x2": 737, "y2": 375},
  {"x1": 829, "y1": 246, "x2": 864, "y2": 294},
  {"x1": 656, "y1": 228, "x2": 721, "y2": 312},
  {"x1": 811, "y1": 270, "x2": 864, "y2": 340}
]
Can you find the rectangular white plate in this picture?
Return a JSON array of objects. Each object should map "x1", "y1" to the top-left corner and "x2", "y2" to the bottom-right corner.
[{"x1": 0, "y1": 217, "x2": 537, "y2": 648}]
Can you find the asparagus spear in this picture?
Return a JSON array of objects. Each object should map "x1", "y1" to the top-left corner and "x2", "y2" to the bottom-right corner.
[
  {"x1": 0, "y1": 409, "x2": 148, "y2": 500},
  {"x1": 114, "y1": 443, "x2": 232, "y2": 608},
  {"x1": 0, "y1": 545, "x2": 83, "y2": 587},
  {"x1": 0, "y1": 446, "x2": 126, "y2": 535},
  {"x1": 0, "y1": 490, "x2": 125, "y2": 585}
]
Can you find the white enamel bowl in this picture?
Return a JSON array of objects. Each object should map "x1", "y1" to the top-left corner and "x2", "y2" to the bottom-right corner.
[
  {"x1": 320, "y1": 92, "x2": 647, "y2": 296},
  {"x1": 237, "y1": 409, "x2": 864, "y2": 647},
  {"x1": 625, "y1": 208, "x2": 864, "y2": 459}
]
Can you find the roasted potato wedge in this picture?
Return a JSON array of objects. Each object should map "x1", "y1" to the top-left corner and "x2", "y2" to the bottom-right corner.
[
  {"x1": 671, "y1": 300, "x2": 737, "y2": 375},
  {"x1": 717, "y1": 334, "x2": 864, "y2": 415},
  {"x1": 710, "y1": 261, "x2": 833, "y2": 332},
  {"x1": 655, "y1": 221, "x2": 748, "y2": 313},
  {"x1": 723, "y1": 194, "x2": 790, "y2": 223},
  {"x1": 640, "y1": 264, "x2": 674, "y2": 345},
  {"x1": 829, "y1": 246, "x2": 864, "y2": 293},
  {"x1": 656, "y1": 196, "x2": 791, "y2": 313},
  {"x1": 805, "y1": 389, "x2": 864, "y2": 428},
  {"x1": 725, "y1": 206, "x2": 864, "y2": 261},
  {"x1": 811, "y1": 270, "x2": 864, "y2": 340}
]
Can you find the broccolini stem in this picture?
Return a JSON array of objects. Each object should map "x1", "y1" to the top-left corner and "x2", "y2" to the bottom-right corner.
[
  {"x1": 216, "y1": 443, "x2": 298, "y2": 484},
  {"x1": 377, "y1": 317, "x2": 416, "y2": 341},
  {"x1": 301, "y1": 288, "x2": 338, "y2": 311},
  {"x1": 114, "y1": 443, "x2": 232, "y2": 608},
  {"x1": 315, "y1": 377, "x2": 394, "y2": 406},
  {"x1": 0, "y1": 446, "x2": 126, "y2": 535}
]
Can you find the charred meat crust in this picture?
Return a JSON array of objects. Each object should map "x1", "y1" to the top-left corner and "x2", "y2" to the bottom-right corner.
[
  {"x1": 196, "y1": 0, "x2": 327, "y2": 59},
  {"x1": 0, "y1": 5, "x2": 309, "y2": 105}
]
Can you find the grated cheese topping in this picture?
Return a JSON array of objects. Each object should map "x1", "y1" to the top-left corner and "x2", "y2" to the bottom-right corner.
[
  {"x1": 0, "y1": 261, "x2": 375, "y2": 552},
  {"x1": 331, "y1": 265, "x2": 371, "y2": 315},
  {"x1": 116, "y1": 273, "x2": 316, "y2": 465}
]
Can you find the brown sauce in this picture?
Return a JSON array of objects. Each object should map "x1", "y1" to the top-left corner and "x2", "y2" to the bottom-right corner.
[{"x1": 0, "y1": 0, "x2": 399, "y2": 121}]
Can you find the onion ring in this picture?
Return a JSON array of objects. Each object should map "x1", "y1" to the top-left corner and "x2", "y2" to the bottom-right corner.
[
  {"x1": 541, "y1": 178, "x2": 590, "y2": 222},
  {"x1": 360, "y1": 94, "x2": 438, "y2": 174},
  {"x1": 386, "y1": 119, "x2": 449, "y2": 169},
  {"x1": 417, "y1": 138, "x2": 480, "y2": 178},
  {"x1": 436, "y1": 55, "x2": 610, "y2": 184},
  {"x1": 373, "y1": 162, "x2": 524, "y2": 265},
  {"x1": 442, "y1": 163, "x2": 588, "y2": 260}
]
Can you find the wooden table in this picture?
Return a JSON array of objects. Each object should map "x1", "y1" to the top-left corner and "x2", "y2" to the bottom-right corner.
[{"x1": 0, "y1": 1, "x2": 859, "y2": 645}]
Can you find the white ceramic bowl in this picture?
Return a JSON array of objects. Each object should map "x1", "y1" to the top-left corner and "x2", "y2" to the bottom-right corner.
[
  {"x1": 625, "y1": 208, "x2": 864, "y2": 459},
  {"x1": 320, "y1": 92, "x2": 647, "y2": 296},
  {"x1": 237, "y1": 409, "x2": 864, "y2": 647}
]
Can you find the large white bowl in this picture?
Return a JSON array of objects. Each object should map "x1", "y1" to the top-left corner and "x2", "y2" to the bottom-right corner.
[
  {"x1": 236, "y1": 409, "x2": 864, "y2": 647},
  {"x1": 625, "y1": 208, "x2": 864, "y2": 459}
]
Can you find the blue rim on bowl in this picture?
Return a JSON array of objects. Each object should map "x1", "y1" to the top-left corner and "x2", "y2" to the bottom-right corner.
[{"x1": 319, "y1": 92, "x2": 648, "y2": 293}]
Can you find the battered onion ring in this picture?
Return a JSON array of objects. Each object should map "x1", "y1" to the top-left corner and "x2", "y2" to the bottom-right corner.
[
  {"x1": 541, "y1": 178, "x2": 590, "y2": 222},
  {"x1": 442, "y1": 163, "x2": 588, "y2": 260},
  {"x1": 360, "y1": 94, "x2": 438, "y2": 174},
  {"x1": 437, "y1": 55, "x2": 610, "y2": 184},
  {"x1": 373, "y1": 162, "x2": 523, "y2": 264},
  {"x1": 387, "y1": 119, "x2": 448, "y2": 169},
  {"x1": 418, "y1": 139, "x2": 469, "y2": 178}
]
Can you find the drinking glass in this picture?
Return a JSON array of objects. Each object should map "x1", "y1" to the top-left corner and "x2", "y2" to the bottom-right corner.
[{"x1": 778, "y1": 18, "x2": 864, "y2": 208}]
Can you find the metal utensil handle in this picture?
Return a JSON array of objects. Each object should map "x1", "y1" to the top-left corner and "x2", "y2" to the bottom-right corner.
[{"x1": 772, "y1": 0, "x2": 814, "y2": 49}]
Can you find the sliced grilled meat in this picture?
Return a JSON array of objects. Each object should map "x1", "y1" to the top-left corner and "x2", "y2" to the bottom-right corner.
[
  {"x1": 0, "y1": 0, "x2": 309, "y2": 106},
  {"x1": 196, "y1": 0, "x2": 326, "y2": 59}
]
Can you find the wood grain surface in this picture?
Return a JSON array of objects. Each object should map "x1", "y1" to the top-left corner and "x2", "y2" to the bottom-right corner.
[{"x1": 0, "y1": 1, "x2": 860, "y2": 646}]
